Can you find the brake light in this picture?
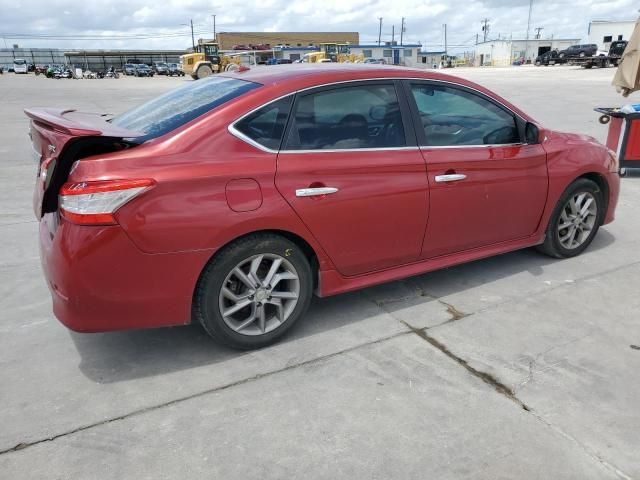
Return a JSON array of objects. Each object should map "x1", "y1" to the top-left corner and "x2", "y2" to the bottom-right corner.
[{"x1": 59, "y1": 179, "x2": 155, "y2": 225}]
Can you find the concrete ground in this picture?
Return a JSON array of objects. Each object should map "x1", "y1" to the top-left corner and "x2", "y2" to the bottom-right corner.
[{"x1": 0, "y1": 66, "x2": 638, "y2": 479}]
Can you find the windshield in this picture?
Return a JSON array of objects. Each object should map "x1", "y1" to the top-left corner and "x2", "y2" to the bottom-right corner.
[
  {"x1": 14, "y1": 59, "x2": 26, "y2": 65},
  {"x1": 111, "y1": 76, "x2": 260, "y2": 142}
]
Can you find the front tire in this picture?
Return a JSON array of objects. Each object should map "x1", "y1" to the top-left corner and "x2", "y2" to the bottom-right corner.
[
  {"x1": 537, "y1": 178, "x2": 604, "y2": 258},
  {"x1": 196, "y1": 64, "x2": 213, "y2": 79},
  {"x1": 194, "y1": 234, "x2": 313, "y2": 349}
]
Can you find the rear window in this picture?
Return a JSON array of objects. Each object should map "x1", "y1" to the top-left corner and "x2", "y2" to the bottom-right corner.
[{"x1": 111, "y1": 76, "x2": 260, "y2": 142}]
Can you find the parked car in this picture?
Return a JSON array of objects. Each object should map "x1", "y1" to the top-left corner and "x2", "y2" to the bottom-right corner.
[
  {"x1": 232, "y1": 44, "x2": 251, "y2": 50},
  {"x1": 26, "y1": 65, "x2": 620, "y2": 349},
  {"x1": 558, "y1": 44, "x2": 598, "y2": 59},
  {"x1": 364, "y1": 58, "x2": 386, "y2": 64},
  {"x1": 123, "y1": 64, "x2": 137, "y2": 75},
  {"x1": 153, "y1": 61, "x2": 169, "y2": 75},
  {"x1": 166, "y1": 63, "x2": 185, "y2": 76},
  {"x1": 534, "y1": 50, "x2": 565, "y2": 66},
  {"x1": 134, "y1": 64, "x2": 154, "y2": 77}
]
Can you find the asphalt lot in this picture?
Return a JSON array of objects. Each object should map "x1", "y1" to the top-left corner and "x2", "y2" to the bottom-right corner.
[{"x1": 1, "y1": 66, "x2": 639, "y2": 479}]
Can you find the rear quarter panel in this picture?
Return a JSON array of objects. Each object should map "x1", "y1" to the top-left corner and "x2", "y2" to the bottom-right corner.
[{"x1": 67, "y1": 109, "x2": 335, "y2": 273}]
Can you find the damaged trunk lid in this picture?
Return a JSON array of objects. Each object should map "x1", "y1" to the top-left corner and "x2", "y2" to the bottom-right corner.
[{"x1": 25, "y1": 108, "x2": 143, "y2": 218}]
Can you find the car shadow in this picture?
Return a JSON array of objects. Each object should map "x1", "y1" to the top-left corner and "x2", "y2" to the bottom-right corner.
[{"x1": 71, "y1": 229, "x2": 616, "y2": 384}]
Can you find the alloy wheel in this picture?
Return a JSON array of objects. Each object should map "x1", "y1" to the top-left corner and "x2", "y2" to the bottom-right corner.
[
  {"x1": 218, "y1": 254, "x2": 300, "y2": 336},
  {"x1": 557, "y1": 191, "x2": 598, "y2": 249}
]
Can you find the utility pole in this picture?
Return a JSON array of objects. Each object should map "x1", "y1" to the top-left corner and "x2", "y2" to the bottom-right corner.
[
  {"x1": 378, "y1": 17, "x2": 383, "y2": 46},
  {"x1": 534, "y1": 26, "x2": 543, "y2": 39},
  {"x1": 392, "y1": 25, "x2": 395, "y2": 45},
  {"x1": 482, "y1": 18, "x2": 490, "y2": 42},
  {"x1": 475, "y1": 33, "x2": 479, "y2": 45},
  {"x1": 525, "y1": 0, "x2": 533, "y2": 63},
  {"x1": 190, "y1": 19, "x2": 195, "y2": 50},
  {"x1": 211, "y1": 14, "x2": 216, "y2": 42},
  {"x1": 400, "y1": 17, "x2": 405, "y2": 45},
  {"x1": 444, "y1": 24, "x2": 447, "y2": 57}
]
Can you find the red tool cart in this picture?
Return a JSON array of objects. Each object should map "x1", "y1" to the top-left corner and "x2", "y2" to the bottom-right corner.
[{"x1": 595, "y1": 107, "x2": 640, "y2": 177}]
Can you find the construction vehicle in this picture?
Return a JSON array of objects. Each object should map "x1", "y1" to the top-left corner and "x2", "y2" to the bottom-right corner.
[
  {"x1": 179, "y1": 41, "x2": 222, "y2": 79},
  {"x1": 301, "y1": 44, "x2": 364, "y2": 63},
  {"x1": 221, "y1": 51, "x2": 261, "y2": 71}
]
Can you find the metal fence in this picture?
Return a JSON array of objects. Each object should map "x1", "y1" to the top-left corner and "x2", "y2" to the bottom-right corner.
[
  {"x1": 0, "y1": 48, "x2": 66, "y2": 69},
  {"x1": 64, "y1": 51, "x2": 184, "y2": 71},
  {"x1": 0, "y1": 48, "x2": 185, "y2": 72}
]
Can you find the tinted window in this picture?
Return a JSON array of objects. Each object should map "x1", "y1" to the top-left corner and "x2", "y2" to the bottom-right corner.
[
  {"x1": 235, "y1": 96, "x2": 293, "y2": 150},
  {"x1": 285, "y1": 83, "x2": 405, "y2": 150},
  {"x1": 410, "y1": 83, "x2": 519, "y2": 146},
  {"x1": 111, "y1": 76, "x2": 260, "y2": 142}
]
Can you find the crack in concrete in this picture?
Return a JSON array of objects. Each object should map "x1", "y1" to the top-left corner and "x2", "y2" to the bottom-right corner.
[
  {"x1": 0, "y1": 329, "x2": 412, "y2": 456},
  {"x1": 400, "y1": 320, "x2": 531, "y2": 412},
  {"x1": 514, "y1": 332, "x2": 593, "y2": 394},
  {"x1": 528, "y1": 413, "x2": 633, "y2": 480},
  {"x1": 370, "y1": 298, "x2": 632, "y2": 479}
]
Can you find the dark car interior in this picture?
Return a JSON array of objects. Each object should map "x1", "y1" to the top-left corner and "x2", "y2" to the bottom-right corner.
[
  {"x1": 286, "y1": 85, "x2": 406, "y2": 150},
  {"x1": 411, "y1": 84, "x2": 519, "y2": 146}
]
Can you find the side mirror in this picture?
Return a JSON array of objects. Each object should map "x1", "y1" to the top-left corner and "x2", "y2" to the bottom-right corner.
[{"x1": 525, "y1": 122, "x2": 540, "y2": 144}]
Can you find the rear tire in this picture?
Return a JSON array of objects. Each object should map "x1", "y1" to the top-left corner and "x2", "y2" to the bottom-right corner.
[
  {"x1": 537, "y1": 178, "x2": 604, "y2": 258},
  {"x1": 193, "y1": 234, "x2": 313, "y2": 350}
]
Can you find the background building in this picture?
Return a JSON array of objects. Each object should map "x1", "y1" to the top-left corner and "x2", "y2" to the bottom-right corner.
[
  {"x1": 349, "y1": 43, "x2": 421, "y2": 66},
  {"x1": 418, "y1": 51, "x2": 446, "y2": 68},
  {"x1": 474, "y1": 38, "x2": 579, "y2": 66},
  {"x1": 272, "y1": 46, "x2": 318, "y2": 62},
  {"x1": 588, "y1": 20, "x2": 636, "y2": 52},
  {"x1": 211, "y1": 32, "x2": 359, "y2": 50}
]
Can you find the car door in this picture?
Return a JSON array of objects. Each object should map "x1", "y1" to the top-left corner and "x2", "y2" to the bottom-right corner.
[
  {"x1": 405, "y1": 81, "x2": 548, "y2": 259},
  {"x1": 274, "y1": 80, "x2": 429, "y2": 276}
]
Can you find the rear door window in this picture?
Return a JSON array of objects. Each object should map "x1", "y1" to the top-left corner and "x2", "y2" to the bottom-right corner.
[
  {"x1": 284, "y1": 83, "x2": 406, "y2": 150},
  {"x1": 111, "y1": 76, "x2": 260, "y2": 142}
]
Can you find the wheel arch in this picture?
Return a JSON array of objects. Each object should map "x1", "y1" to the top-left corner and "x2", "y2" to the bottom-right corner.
[
  {"x1": 577, "y1": 172, "x2": 609, "y2": 223},
  {"x1": 192, "y1": 228, "x2": 322, "y2": 304}
]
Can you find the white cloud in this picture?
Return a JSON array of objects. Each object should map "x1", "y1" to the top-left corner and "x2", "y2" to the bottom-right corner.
[{"x1": 0, "y1": 0, "x2": 637, "y2": 52}]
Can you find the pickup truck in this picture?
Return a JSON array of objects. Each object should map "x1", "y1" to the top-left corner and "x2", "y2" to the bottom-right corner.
[{"x1": 581, "y1": 40, "x2": 628, "y2": 68}]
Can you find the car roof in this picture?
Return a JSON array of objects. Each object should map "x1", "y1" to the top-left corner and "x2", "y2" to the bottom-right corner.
[
  {"x1": 222, "y1": 63, "x2": 470, "y2": 90},
  {"x1": 219, "y1": 63, "x2": 535, "y2": 123}
]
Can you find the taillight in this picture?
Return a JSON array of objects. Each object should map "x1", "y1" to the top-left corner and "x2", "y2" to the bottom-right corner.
[{"x1": 59, "y1": 179, "x2": 155, "y2": 225}]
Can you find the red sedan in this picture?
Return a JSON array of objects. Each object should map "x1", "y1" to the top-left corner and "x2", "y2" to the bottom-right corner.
[{"x1": 27, "y1": 64, "x2": 620, "y2": 349}]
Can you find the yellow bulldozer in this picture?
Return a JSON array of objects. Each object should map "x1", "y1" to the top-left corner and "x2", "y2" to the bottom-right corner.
[
  {"x1": 301, "y1": 43, "x2": 364, "y2": 63},
  {"x1": 180, "y1": 42, "x2": 222, "y2": 79}
]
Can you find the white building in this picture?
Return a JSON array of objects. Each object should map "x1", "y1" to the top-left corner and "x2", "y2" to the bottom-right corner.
[
  {"x1": 349, "y1": 44, "x2": 421, "y2": 67},
  {"x1": 588, "y1": 20, "x2": 636, "y2": 52},
  {"x1": 272, "y1": 46, "x2": 319, "y2": 62},
  {"x1": 474, "y1": 38, "x2": 579, "y2": 66},
  {"x1": 417, "y1": 51, "x2": 446, "y2": 69}
]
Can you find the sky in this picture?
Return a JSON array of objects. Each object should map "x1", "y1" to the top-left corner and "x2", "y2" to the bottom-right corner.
[{"x1": 0, "y1": 0, "x2": 638, "y2": 53}]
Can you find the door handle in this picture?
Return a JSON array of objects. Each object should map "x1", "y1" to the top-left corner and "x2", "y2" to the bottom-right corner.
[
  {"x1": 434, "y1": 173, "x2": 467, "y2": 183},
  {"x1": 296, "y1": 187, "x2": 339, "y2": 197}
]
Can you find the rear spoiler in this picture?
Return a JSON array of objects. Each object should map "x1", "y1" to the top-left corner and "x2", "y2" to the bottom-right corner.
[{"x1": 24, "y1": 108, "x2": 143, "y2": 138}]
